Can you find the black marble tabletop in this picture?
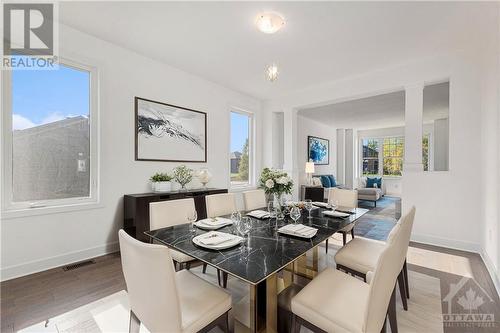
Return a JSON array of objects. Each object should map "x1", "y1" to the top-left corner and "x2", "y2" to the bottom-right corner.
[{"x1": 145, "y1": 207, "x2": 368, "y2": 285}]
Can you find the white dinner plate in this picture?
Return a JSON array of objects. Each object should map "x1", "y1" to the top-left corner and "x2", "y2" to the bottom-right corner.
[{"x1": 192, "y1": 231, "x2": 243, "y2": 250}]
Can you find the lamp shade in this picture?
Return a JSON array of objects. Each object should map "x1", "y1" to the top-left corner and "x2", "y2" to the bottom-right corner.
[{"x1": 305, "y1": 162, "x2": 315, "y2": 173}]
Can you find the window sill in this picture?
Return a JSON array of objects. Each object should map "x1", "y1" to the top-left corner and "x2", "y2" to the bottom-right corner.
[{"x1": 1, "y1": 201, "x2": 104, "y2": 220}]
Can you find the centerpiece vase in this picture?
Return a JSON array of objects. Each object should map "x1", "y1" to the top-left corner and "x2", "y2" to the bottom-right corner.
[{"x1": 274, "y1": 193, "x2": 285, "y2": 220}]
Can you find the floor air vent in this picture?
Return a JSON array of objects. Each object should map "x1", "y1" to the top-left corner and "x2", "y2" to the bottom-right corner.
[{"x1": 63, "y1": 259, "x2": 96, "y2": 271}]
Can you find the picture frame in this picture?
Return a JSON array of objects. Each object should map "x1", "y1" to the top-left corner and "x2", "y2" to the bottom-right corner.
[
  {"x1": 135, "y1": 97, "x2": 207, "y2": 162},
  {"x1": 308, "y1": 135, "x2": 329, "y2": 165}
]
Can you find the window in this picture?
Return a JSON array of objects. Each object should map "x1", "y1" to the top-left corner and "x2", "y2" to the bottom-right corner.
[
  {"x1": 382, "y1": 137, "x2": 404, "y2": 176},
  {"x1": 3, "y1": 61, "x2": 98, "y2": 211},
  {"x1": 362, "y1": 139, "x2": 379, "y2": 176},
  {"x1": 230, "y1": 110, "x2": 253, "y2": 187},
  {"x1": 360, "y1": 135, "x2": 429, "y2": 176}
]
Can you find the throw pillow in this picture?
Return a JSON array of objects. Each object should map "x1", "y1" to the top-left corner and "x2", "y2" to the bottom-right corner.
[
  {"x1": 376, "y1": 177, "x2": 382, "y2": 189},
  {"x1": 312, "y1": 177, "x2": 322, "y2": 186},
  {"x1": 320, "y1": 175, "x2": 331, "y2": 188},
  {"x1": 366, "y1": 177, "x2": 378, "y2": 188},
  {"x1": 328, "y1": 175, "x2": 337, "y2": 187}
]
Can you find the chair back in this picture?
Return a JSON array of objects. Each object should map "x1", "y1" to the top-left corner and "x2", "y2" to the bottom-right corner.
[
  {"x1": 206, "y1": 193, "x2": 237, "y2": 218},
  {"x1": 119, "y1": 230, "x2": 182, "y2": 332},
  {"x1": 243, "y1": 189, "x2": 267, "y2": 211},
  {"x1": 150, "y1": 198, "x2": 196, "y2": 230},
  {"x1": 328, "y1": 188, "x2": 358, "y2": 208},
  {"x1": 364, "y1": 206, "x2": 416, "y2": 332}
]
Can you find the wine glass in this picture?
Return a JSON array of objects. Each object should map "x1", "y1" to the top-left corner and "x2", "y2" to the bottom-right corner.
[
  {"x1": 290, "y1": 206, "x2": 301, "y2": 224},
  {"x1": 304, "y1": 199, "x2": 313, "y2": 219},
  {"x1": 237, "y1": 217, "x2": 252, "y2": 259},
  {"x1": 231, "y1": 211, "x2": 242, "y2": 224},
  {"x1": 187, "y1": 209, "x2": 198, "y2": 233}
]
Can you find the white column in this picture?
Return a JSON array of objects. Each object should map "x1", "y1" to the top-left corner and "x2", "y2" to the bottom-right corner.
[
  {"x1": 344, "y1": 129, "x2": 355, "y2": 188},
  {"x1": 336, "y1": 129, "x2": 345, "y2": 185},
  {"x1": 404, "y1": 84, "x2": 424, "y2": 172},
  {"x1": 283, "y1": 108, "x2": 299, "y2": 199}
]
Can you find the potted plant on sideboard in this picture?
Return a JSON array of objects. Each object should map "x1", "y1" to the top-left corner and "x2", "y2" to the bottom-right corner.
[
  {"x1": 173, "y1": 165, "x2": 194, "y2": 191},
  {"x1": 150, "y1": 172, "x2": 173, "y2": 192}
]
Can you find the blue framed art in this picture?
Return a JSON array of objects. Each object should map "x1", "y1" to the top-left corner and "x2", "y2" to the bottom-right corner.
[{"x1": 308, "y1": 136, "x2": 329, "y2": 165}]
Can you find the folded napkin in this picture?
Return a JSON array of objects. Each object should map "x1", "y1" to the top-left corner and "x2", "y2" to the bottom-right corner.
[
  {"x1": 197, "y1": 217, "x2": 232, "y2": 226},
  {"x1": 279, "y1": 224, "x2": 318, "y2": 237},
  {"x1": 322, "y1": 210, "x2": 350, "y2": 218},
  {"x1": 246, "y1": 210, "x2": 270, "y2": 219},
  {"x1": 199, "y1": 232, "x2": 234, "y2": 245},
  {"x1": 312, "y1": 201, "x2": 329, "y2": 208}
]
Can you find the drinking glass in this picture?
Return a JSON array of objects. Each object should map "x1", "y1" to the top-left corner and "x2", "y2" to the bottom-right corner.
[
  {"x1": 305, "y1": 199, "x2": 313, "y2": 219},
  {"x1": 290, "y1": 206, "x2": 301, "y2": 224},
  {"x1": 231, "y1": 211, "x2": 242, "y2": 224},
  {"x1": 187, "y1": 209, "x2": 198, "y2": 233}
]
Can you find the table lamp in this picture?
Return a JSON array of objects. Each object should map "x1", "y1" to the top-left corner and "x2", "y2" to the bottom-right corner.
[{"x1": 305, "y1": 161, "x2": 315, "y2": 185}]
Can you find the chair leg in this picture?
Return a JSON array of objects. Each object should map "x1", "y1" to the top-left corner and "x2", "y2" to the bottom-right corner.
[
  {"x1": 325, "y1": 238, "x2": 329, "y2": 253},
  {"x1": 351, "y1": 229, "x2": 355, "y2": 240},
  {"x1": 397, "y1": 269, "x2": 408, "y2": 311},
  {"x1": 342, "y1": 232, "x2": 347, "y2": 245},
  {"x1": 129, "y1": 310, "x2": 140, "y2": 333},
  {"x1": 202, "y1": 263, "x2": 207, "y2": 274},
  {"x1": 185, "y1": 262, "x2": 191, "y2": 270},
  {"x1": 217, "y1": 269, "x2": 221, "y2": 286},
  {"x1": 403, "y1": 260, "x2": 409, "y2": 299},
  {"x1": 380, "y1": 316, "x2": 387, "y2": 333},
  {"x1": 388, "y1": 286, "x2": 398, "y2": 333},
  {"x1": 292, "y1": 314, "x2": 301, "y2": 333},
  {"x1": 222, "y1": 272, "x2": 228, "y2": 288},
  {"x1": 221, "y1": 311, "x2": 229, "y2": 333}
]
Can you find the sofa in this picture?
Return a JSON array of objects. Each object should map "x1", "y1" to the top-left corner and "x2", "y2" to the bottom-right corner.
[
  {"x1": 356, "y1": 176, "x2": 386, "y2": 206},
  {"x1": 309, "y1": 175, "x2": 343, "y2": 200}
]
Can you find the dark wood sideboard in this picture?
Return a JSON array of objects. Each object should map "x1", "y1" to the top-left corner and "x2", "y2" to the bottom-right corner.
[{"x1": 124, "y1": 188, "x2": 227, "y2": 242}]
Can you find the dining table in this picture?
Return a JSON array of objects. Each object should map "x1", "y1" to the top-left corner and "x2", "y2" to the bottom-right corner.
[{"x1": 145, "y1": 205, "x2": 369, "y2": 333}]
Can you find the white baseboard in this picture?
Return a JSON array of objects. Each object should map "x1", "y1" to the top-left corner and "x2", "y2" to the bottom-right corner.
[
  {"x1": 411, "y1": 233, "x2": 481, "y2": 253},
  {"x1": 0, "y1": 242, "x2": 119, "y2": 282},
  {"x1": 479, "y1": 248, "x2": 500, "y2": 297}
]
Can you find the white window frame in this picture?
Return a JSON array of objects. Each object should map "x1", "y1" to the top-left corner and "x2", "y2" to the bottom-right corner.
[
  {"x1": 228, "y1": 108, "x2": 255, "y2": 190},
  {"x1": 1, "y1": 58, "x2": 100, "y2": 217}
]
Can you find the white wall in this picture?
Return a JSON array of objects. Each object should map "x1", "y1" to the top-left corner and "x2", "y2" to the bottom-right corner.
[
  {"x1": 479, "y1": 4, "x2": 500, "y2": 292},
  {"x1": 433, "y1": 118, "x2": 449, "y2": 171},
  {"x1": 0, "y1": 24, "x2": 262, "y2": 281},
  {"x1": 296, "y1": 114, "x2": 336, "y2": 185}
]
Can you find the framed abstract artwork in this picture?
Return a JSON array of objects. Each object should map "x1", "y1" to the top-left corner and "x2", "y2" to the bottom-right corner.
[
  {"x1": 135, "y1": 97, "x2": 207, "y2": 162},
  {"x1": 308, "y1": 136, "x2": 329, "y2": 165}
]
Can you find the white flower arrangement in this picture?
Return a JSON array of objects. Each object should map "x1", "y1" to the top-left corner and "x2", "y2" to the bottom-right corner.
[{"x1": 259, "y1": 168, "x2": 293, "y2": 195}]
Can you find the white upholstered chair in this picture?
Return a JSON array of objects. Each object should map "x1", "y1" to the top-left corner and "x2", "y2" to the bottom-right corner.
[
  {"x1": 325, "y1": 188, "x2": 358, "y2": 251},
  {"x1": 150, "y1": 198, "x2": 199, "y2": 271},
  {"x1": 205, "y1": 193, "x2": 237, "y2": 218},
  {"x1": 291, "y1": 208, "x2": 414, "y2": 332},
  {"x1": 119, "y1": 230, "x2": 231, "y2": 333},
  {"x1": 334, "y1": 207, "x2": 416, "y2": 310},
  {"x1": 242, "y1": 189, "x2": 267, "y2": 211}
]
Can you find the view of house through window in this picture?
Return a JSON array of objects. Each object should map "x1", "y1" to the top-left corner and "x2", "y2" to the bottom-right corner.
[
  {"x1": 230, "y1": 111, "x2": 252, "y2": 187},
  {"x1": 10, "y1": 64, "x2": 91, "y2": 203},
  {"x1": 362, "y1": 135, "x2": 430, "y2": 176}
]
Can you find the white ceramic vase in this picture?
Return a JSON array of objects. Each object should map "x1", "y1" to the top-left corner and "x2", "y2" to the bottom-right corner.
[{"x1": 152, "y1": 181, "x2": 172, "y2": 192}]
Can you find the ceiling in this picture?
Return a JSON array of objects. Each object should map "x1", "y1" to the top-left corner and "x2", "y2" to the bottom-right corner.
[
  {"x1": 59, "y1": 2, "x2": 492, "y2": 100},
  {"x1": 298, "y1": 82, "x2": 449, "y2": 130}
]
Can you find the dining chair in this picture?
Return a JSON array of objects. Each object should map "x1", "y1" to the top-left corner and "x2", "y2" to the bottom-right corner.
[
  {"x1": 205, "y1": 193, "x2": 237, "y2": 287},
  {"x1": 291, "y1": 207, "x2": 410, "y2": 333},
  {"x1": 206, "y1": 193, "x2": 237, "y2": 218},
  {"x1": 334, "y1": 207, "x2": 416, "y2": 311},
  {"x1": 119, "y1": 230, "x2": 231, "y2": 333},
  {"x1": 325, "y1": 188, "x2": 358, "y2": 251},
  {"x1": 242, "y1": 189, "x2": 267, "y2": 211},
  {"x1": 150, "y1": 198, "x2": 206, "y2": 272}
]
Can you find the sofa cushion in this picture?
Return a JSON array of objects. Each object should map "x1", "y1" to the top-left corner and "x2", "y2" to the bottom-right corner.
[
  {"x1": 312, "y1": 177, "x2": 323, "y2": 186},
  {"x1": 328, "y1": 175, "x2": 337, "y2": 187},
  {"x1": 320, "y1": 175, "x2": 331, "y2": 188}
]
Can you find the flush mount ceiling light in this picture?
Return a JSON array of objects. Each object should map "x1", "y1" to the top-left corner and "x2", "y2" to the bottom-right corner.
[
  {"x1": 266, "y1": 64, "x2": 279, "y2": 82},
  {"x1": 256, "y1": 12, "x2": 285, "y2": 34}
]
